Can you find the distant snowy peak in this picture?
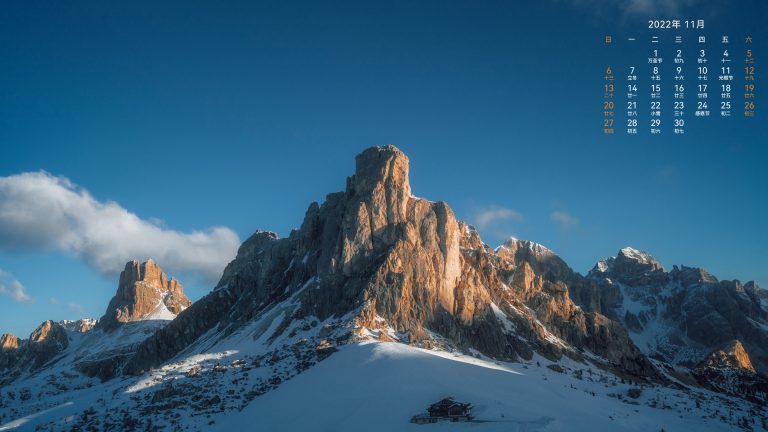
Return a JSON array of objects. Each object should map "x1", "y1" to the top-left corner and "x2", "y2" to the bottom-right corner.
[
  {"x1": 59, "y1": 318, "x2": 97, "y2": 333},
  {"x1": 588, "y1": 246, "x2": 664, "y2": 280},
  {"x1": 496, "y1": 237, "x2": 554, "y2": 258},
  {"x1": 618, "y1": 247, "x2": 662, "y2": 269}
]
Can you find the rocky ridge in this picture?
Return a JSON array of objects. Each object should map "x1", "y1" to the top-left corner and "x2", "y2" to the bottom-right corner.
[
  {"x1": 0, "y1": 260, "x2": 190, "y2": 383},
  {"x1": 573, "y1": 247, "x2": 768, "y2": 376},
  {"x1": 0, "y1": 320, "x2": 70, "y2": 384},
  {"x1": 693, "y1": 341, "x2": 768, "y2": 404},
  {"x1": 123, "y1": 145, "x2": 654, "y2": 379}
]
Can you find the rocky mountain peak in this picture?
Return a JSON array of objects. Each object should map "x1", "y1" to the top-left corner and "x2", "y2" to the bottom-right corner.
[
  {"x1": 670, "y1": 265, "x2": 718, "y2": 285},
  {"x1": 616, "y1": 247, "x2": 663, "y2": 270},
  {"x1": 350, "y1": 145, "x2": 410, "y2": 199},
  {"x1": 29, "y1": 320, "x2": 67, "y2": 345},
  {"x1": 726, "y1": 341, "x2": 756, "y2": 372},
  {"x1": 0, "y1": 321, "x2": 70, "y2": 373},
  {"x1": 588, "y1": 247, "x2": 665, "y2": 285},
  {"x1": 27, "y1": 320, "x2": 69, "y2": 369},
  {"x1": 122, "y1": 259, "x2": 172, "y2": 288},
  {"x1": 0, "y1": 333, "x2": 20, "y2": 370},
  {"x1": 699, "y1": 340, "x2": 756, "y2": 373},
  {"x1": 124, "y1": 145, "x2": 656, "y2": 380},
  {"x1": 1, "y1": 333, "x2": 19, "y2": 350},
  {"x1": 496, "y1": 238, "x2": 573, "y2": 282},
  {"x1": 97, "y1": 259, "x2": 191, "y2": 330},
  {"x1": 499, "y1": 237, "x2": 554, "y2": 258}
]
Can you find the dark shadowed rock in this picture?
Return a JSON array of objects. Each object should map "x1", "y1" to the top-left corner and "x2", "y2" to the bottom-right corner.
[{"x1": 27, "y1": 320, "x2": 70, "y2": 370}]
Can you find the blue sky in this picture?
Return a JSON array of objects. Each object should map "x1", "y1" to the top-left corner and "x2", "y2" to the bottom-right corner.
[{"x1": 1, "y1": 0, "x2": 766, "y2": 336}]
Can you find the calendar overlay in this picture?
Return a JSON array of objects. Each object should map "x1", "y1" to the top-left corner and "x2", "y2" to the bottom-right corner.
[{"x1": 602, "y1": 20, "x2": 756, "y2": 135}]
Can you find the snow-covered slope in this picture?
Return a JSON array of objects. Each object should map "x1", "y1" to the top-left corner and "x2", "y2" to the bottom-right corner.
[{"x1": 2, "y1": 338, "x2": 762, "y2": 432}]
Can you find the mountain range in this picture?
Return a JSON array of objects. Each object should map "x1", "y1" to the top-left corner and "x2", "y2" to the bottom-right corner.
[{"x1": 1, "y1": 145, "x2": 766, "y2": 431}]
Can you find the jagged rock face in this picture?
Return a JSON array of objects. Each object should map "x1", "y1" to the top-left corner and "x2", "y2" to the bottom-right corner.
[
  {"x1": 12, "y1": 320, "x2": 69, "y2": 371},
  {"x1": 98, "y1": 259, "x2": 191, "y2": 330},
  {"x1": 693, "y1": 340, "x2": 768, "y2": 404},
  {"x1": 1, "y1": 333, "x2": 18, "y2": 349},
  {"x1": 0, "y1": 264, "x2": 188, "y2": 384},
  {"x1": 0, "y1": 321, "x2": 70, "y2": 376},
  {"x1": 575, "y1": 248, "x2": 768, "y2": 375},
  {"x1": 125, "y1": 145, "x2": 655, "y2": 379},
  {"x1": 591, "y1": 247, "x2": 667, "y2": 286},
  {"x1": 494, "y1": 239, "x2": 654, "y2": 376},
  {"x1": 0, "y1": 333, "x2": 20, "y2": 370},
  {"x1": 28, "y1": 320, "x2": 69, "y2": 367},
  {"x1": 698, "y1": 340, "x2": 755, "y2": 373}
]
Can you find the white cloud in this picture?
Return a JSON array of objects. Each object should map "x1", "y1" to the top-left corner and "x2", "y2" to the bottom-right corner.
[
  {"x1": 550, "y1": 211, "x2": 580, "y2": 231},
  {"x1": 473, "y1": 206, "x2": 524, "y2": 230},
  {"x1": 0, "y1": 172, "x2": 241, "y2": 284},
  {"x1": 0, "y1": 269, "x2": 32, "y2": 303}
]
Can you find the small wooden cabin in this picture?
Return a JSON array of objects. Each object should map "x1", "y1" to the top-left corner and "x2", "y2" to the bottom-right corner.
[{"x1": 411, "y1": 397, "x2": 473, "y2": 423}]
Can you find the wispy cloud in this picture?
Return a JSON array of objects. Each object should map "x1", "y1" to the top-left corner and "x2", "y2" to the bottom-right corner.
[
  {"x1": 624, "y1": 0, "x2": 700, "y2": 14},
  {"x1": 0, "y1": 269, "x2": 32, "y2": 303},
  {"x1": 0, "y1": 171, "x2": 241, "y2": 284},
  {"x1": 550, "y1": 211, "x2": 580, "y2": 231},
  {"x1": 473, "y1": 206, "x2": 524, "y2": 230},
  {"x1": 49, "y1": 296, "x2": 85, "y2": 314},
  {"x1": 560, "y1": 0, "x2": 705, "y2": 18},
  {"x1": 67, "y1": 302, "x2": 86, "y2": 314}
]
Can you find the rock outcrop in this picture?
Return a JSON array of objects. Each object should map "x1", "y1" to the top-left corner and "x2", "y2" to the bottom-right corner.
[
  {"x1": 0, "y1": 333, "x2": 20, "y2": 370},
  {"x1": 68, "y1": 260, "x2": 191, "y2": 380},
  {"x1": 0, "y1": 260, "x2": 190, "y2": 384},
  {"x1": 0, "y1": 333, "x2": 18, "y2": 350},
  {"x1": 698, "y1": 340, "x2": 756, "y2": 373},
  {"x1": 693, "y1": 340, "x2": 768, "y2": 404},
  {"x1": 0, "y1": 321, "x2": 70, "y2": 378},
  {"x1": 98, "y1": 259, "x2": 191, "y2": 330},
  {"x1": 27, "y1": 320, "x2": 69, "y2": 369},
  {"x1": 124, "y1": 145, "x2": 655, "y2": 379},
  {"x1": 575, "y1": 247, "x2": 768, "y2": 375}
]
